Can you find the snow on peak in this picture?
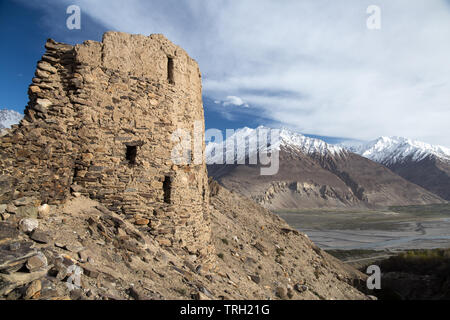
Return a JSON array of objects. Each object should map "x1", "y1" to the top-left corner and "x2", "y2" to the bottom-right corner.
[
  {"x1": 206, "y1": 126, "x2": 345, "y2": 164},
  {"x1": 346, "y1": 136, "x2": 450, "y2": 164},
  {"x1": 0, "y1": 109, "x2": 22, "y2": 129},
  {"x1": 278, "y1": 127, "x2": 344, "y2": 156}
]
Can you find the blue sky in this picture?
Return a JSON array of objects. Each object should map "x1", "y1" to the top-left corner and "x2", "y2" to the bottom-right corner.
[
  {"x1": 1, "y1": 0, "x2": 449, "y2": 146},
  {"x1": 0, "y1": 1, "x2": 104, "y2": 113}
]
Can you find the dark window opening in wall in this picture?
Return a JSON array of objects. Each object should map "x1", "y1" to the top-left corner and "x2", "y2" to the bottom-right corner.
[
  {"x1": 167, "y1": 57, "x2": 175, "y2": 84},
  {"x1": 163, "y1": 176, "x2": 172, "y2": 203},
  {"x1": 126, "y1": 146, "x2": 137, "y2": 165}
]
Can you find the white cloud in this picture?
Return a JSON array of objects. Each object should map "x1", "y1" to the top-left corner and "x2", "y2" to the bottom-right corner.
[
  {"x1": 30, "y1": 0, "x2": 450, "y2": 147},
  {"x1": 219, "y1": 96, "x2": 249, "y2": 108}
]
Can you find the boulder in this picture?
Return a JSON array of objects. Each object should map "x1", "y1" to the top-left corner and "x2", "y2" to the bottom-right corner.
[
  {"x1": 0, "y1": 240, "x2": 36, "y2": 273},
  {"x1": 0, "y1": 268, "x2": 48, "y2": 296},
  {"x1": 37, "y1": 204, "x2": 50, "y2": 218},
  {"x1": 13, "y1": 197, "x2": 35, "y2": 207},
  {"x1": 24, "y1": 279, "x2": 42, "y2": 299},
  {"x1": 0, "y1": 223, "x2": 19, "y2": 245},
  {"x1": 29, "y1": 230, "x2": 51, "y2": 244},
  {"x1": 16, "y1": 206, "x2": 38, "y2": 219},
  {"x1": 19, "y1": 218, "x2": 39, "y2": 233},
  {"x1": 26, "y1": 253, "x2": 48, "y2": 272}
]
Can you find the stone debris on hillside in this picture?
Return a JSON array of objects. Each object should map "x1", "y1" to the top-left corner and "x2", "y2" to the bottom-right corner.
[{"x1": 0, "y1": 189, "x2": 369, "y2": 300}]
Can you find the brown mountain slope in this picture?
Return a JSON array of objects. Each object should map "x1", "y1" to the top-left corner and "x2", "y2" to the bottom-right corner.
[
  {"x1": 386, "y1": 156, "x2": 450, "y2": 201},
  {"x1": 208, "y1": 148, "x2": 444, "y2": 210},
  {"x1": 0, "y1": 185, "x2": 368, "y2": 300}
]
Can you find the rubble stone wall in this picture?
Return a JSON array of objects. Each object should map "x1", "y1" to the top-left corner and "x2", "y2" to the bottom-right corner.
[{"x1": 0, "y1": 32, "x2": 212, "y2": 259}]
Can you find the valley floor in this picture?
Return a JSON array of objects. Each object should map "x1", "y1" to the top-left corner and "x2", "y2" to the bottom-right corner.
[
  {"x1": 275, "y1": 204, "x2": 450, "y2": 251},
  {"x1": 275, "y1": 204, "x2": 450, "y2": 300}
]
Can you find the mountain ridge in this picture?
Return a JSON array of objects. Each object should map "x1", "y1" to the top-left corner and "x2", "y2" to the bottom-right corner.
[
  {"x1": 342, "y1": 136, "x2": 450, "y2": 201},
  {"x1": 206, "y1": 125, "x2": 346, "y2": 165},
  {"x1": 343, "y1": 136, "x2": 450, "y2": 165},
  {"x1": 207, "y1": 127, "x2": 445, "y2": 209}
]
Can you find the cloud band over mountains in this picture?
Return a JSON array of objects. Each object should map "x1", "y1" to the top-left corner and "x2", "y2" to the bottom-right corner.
[{"x1": 19, "y1": 0, "x2": 450, "y2": 146}]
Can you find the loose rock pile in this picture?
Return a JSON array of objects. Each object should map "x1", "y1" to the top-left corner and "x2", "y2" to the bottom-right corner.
[
  {"x1": 0, "y1": 185, "x2": 369, "y2": 300},
  {"x1": 0, "y1": 195, "x2": 214, "y2": 300}
]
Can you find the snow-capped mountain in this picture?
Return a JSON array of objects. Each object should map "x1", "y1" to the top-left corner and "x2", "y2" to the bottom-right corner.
[
  {"x1": 207, "y1": 126, "x2": 444, "y2": 209},
  {"x1": 341, "y1": 136, "x2": 450, "y2": 201},
  {"x1": 0, "y1": 109, "x2": 23, "y2": 129},
  {"x1": 345, "y1": 136, "x2": 450, "y2": 165},
  {"x1": 278, "y1": 128, "x2": 344, "y2": 155},
  {"x1": 206, "y1": 126, "x2": 345, "y2": 164}
]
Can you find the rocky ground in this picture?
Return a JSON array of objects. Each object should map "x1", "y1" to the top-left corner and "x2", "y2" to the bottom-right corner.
[{"x1": 0, "y1": 181, "x2": 369, "y2": 300}]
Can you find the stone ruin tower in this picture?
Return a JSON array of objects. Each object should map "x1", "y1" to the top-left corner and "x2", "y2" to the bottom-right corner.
[{"x1": 0, "y1": 32, "x2": 213, "y2": 260}]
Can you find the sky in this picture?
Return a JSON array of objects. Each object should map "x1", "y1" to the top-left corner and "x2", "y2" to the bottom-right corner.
[{"x1": 1, "y1": 0, "x2": 449, "y2": 147}]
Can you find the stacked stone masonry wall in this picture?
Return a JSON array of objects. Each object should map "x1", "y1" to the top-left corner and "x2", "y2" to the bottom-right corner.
[{"x1": 0, "y1": 32, "x2": 213, "y2": 261}]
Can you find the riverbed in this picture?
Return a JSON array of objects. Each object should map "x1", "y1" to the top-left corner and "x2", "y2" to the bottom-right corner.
[{"x1": 276, "y1": 208, "x2": 450, "y2": 250}]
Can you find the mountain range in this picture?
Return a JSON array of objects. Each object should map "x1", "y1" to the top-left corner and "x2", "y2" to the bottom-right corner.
[
  {"x1": 207, "y1": 127, "x2": 448, "y2": 209},
  {"x1": 345, "y1": 136, "x2": 450, "y2": 201}
]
